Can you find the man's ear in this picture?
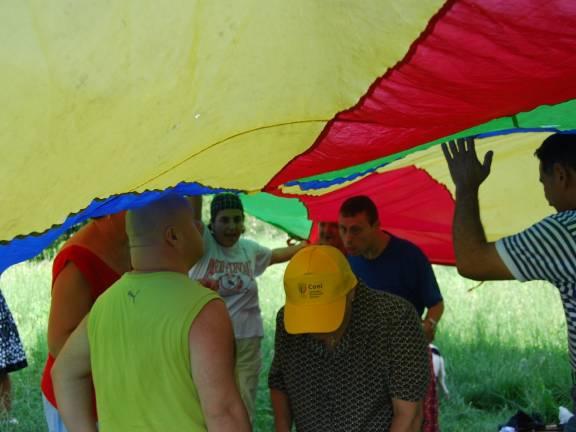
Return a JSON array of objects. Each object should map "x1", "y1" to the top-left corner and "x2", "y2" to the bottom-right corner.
[
  {"x1": 562, "y1": 164, "x2": 576, "y2": 188},
  {"x1": 554, "y1": 163, "x2": 570, "y2": 186},
  {"x1": 165, "y1": 226, "x2": 179, "y2": 246}
]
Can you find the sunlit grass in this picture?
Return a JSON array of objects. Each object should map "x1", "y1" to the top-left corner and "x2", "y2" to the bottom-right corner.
[{"x1": 1, "y1": 261, "x2": 51, "y2": 432}]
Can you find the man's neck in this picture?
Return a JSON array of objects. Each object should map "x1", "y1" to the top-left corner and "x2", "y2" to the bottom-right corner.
[
  {"x1": 362, "y1": 231, "x2": 390, "y2": 260},
  {"x1": 131, "y1": 265, "x2": 186, "y2": 274},
  {"x1": 558, "y1": 196, "x2": 576, "y2": 212},
  {"x1": 131, "y1": 249, "x2": 187, "y2": 274}
]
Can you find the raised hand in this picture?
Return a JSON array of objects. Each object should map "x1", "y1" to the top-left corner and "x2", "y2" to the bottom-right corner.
[{"x1": 441, "y1": 136, "x2": 493, "y2": 191}]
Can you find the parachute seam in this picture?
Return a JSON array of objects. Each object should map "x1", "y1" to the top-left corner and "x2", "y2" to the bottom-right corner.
[{"x1": 130, "y1": 119, "x2": 329, "y2": 191}]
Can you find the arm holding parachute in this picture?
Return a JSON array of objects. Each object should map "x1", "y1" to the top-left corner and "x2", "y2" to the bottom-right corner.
[{"x1": 441, "y1": 137, "x2": 513, "y2": 281}]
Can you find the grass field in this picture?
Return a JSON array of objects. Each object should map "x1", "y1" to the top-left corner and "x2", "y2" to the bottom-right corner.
[{"x1": 0, "y1": 230, "x2": 572, "y2": 431}]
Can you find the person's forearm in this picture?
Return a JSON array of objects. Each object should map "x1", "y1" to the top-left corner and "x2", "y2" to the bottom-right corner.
[
  {"x1": 389, "y1": 411, "x2": 422, "y2": 432},
  {"x1": 271, "y1": 389, "x2": 293, "y2": 432},
  {"x1": 453, "y1": 187, "x2": 488, "y2": 275},
  {"x1": 424, "y1": 302, "x2": 444, "y2": 324},
  {"x1": 53, "y1": 375, "x2": 97, "y2": 432},
  {"x1": 270, "y1": 242, "x2": 307, "y2": 265},
  {"x1": 205, "y1": 403, "x2": 251, "y2": 432},
  {"x1": 423, "y1": 302, "x2": 444, "y2": 342}
]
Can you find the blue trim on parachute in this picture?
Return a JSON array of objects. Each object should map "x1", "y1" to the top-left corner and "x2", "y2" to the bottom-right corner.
[
  {"x1": 285, "y1": 166, "x2": 381, "y2": 191},
  {"x1": 0, "y1": 183, "x2": 227, "y2": 274},
  {"x1": 284, "y1": 127, "x2": 573, "y2": 192},
  {"x1": 4, "y1": 128, "x2": 576, "y2": 274},
  {"x1": 475, "y1": 127, "x2": 574, "y2": 139}
]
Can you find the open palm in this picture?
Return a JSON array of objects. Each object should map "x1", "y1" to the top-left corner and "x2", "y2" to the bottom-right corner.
[{"x1": 441, "y1": 137, "x2": 493, "y2": 191}]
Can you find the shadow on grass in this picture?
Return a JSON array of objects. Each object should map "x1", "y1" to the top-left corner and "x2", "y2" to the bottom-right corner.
[{"x1": 438, "y1": 338, "x2": 571, "y2": 431}]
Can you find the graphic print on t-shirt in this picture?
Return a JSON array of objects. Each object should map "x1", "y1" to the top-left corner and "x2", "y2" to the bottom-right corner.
[{"x1": 205, "y1": 258, "x2": 254, "y2": 297}]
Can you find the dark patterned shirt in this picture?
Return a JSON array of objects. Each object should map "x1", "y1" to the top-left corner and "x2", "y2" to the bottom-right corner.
[{"x1": 268, "y1": 283, "x2": 429, "y2": 432}]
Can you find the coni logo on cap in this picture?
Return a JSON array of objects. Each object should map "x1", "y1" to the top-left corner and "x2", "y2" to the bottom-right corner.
[{"x1": 297, "y1": 279, "x2": 324, "y2": 300}]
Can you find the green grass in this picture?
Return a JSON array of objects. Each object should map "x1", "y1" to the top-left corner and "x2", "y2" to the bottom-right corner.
[
  {"x1": 1, "y1": 261, "x2": 51, "y2": 432},
  {"x1": 0, "y1": 234, "x2": 572, "y2": 431}
]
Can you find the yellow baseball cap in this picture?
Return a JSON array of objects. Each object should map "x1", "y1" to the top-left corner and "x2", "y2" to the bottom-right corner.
[{"x1": 283, "y1": 245, "x2": 358, "y2": 334}]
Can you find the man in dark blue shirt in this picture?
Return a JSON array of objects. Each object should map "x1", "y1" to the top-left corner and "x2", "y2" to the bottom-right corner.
[
  {"x1": 338, "y1": 196, "x2": 444, "y2": 339},
  {"x1": 339, "y1": 195, "x2": 444, "y2": 432},
  {"x1": 347, "y1": 235, "x2": 442, "y2": 320}
]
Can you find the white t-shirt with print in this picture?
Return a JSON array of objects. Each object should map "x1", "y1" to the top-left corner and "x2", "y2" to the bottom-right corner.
[{"x1": 189, "y1": 230, "x2": 272, "y2": 339}]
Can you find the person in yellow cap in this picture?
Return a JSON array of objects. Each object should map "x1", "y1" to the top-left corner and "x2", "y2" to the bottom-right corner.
[{"x1": 268, "y1": 245, "x2": 429, "y2": 432}]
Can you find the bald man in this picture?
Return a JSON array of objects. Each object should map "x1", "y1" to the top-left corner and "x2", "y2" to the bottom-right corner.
[{"x1": 52, "y1": 195, "x2": 251, "y2": 432}]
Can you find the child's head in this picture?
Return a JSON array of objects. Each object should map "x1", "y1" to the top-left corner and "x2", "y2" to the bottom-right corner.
[{"x1": 209, "y1": 193, "x2": 245, "y2": 247}]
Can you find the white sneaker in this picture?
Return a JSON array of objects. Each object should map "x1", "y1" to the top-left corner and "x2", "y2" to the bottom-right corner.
[{"x1": 560, "y1": 406, "x2": 574, "y2": 424}]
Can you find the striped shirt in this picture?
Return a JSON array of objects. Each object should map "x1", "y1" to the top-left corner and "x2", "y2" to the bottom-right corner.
[{"x1": 495, "y1": 211, "x2": 576, "y2": 371}]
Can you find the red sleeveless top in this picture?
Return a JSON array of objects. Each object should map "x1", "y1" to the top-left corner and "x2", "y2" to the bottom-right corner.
[{"x1": 41, "y1": 245, "x2": 121, "y2": 407}]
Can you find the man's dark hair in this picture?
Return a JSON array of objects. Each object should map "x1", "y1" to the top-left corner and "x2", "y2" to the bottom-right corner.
[
  {"x1": 339, "y1": 195, "x2": 379, "y2": 225},
  {"x1": 535, "y1": 133, "x2": 576, "y2": 174}
]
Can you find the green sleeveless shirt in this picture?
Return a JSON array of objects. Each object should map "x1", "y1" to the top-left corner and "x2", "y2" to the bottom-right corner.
[{"x1": 87, "y1": 272, "x2": 220, "y2": 431}]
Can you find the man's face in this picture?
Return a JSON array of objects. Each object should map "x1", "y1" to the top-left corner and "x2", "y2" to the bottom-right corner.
[
  {"x1": 211, "y1": 209, "x2": 244, "y2": 247},
  {"x1": 318, "y1": 222, "x2": 343, "y2": 250},
  {"x1": 338, "y1": 212, "x2": 379, "y2": 256}
]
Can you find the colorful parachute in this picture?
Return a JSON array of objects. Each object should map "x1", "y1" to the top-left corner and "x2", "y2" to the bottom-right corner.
[{"x1": 1, "y1": 0, "x2": 576, "y2": 272}]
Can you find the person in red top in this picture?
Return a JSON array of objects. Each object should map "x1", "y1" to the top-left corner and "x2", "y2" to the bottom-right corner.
[{"x1": 41, "y1": 212, "x2": 130, "y2": 432}]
